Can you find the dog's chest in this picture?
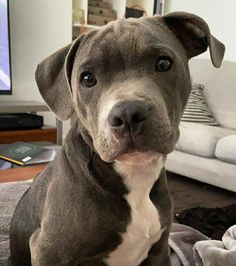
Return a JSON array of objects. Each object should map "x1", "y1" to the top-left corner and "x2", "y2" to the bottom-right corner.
[{"x1": 106, "y1": 158, "x2": 164, "y2": 266}]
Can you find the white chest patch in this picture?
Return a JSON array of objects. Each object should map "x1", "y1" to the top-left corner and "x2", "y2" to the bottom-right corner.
[{"x1": 105, "y1": 155, "x2": 165, "y2": 266}]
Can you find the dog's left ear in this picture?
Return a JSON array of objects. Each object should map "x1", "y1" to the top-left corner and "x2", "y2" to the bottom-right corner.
[
  {"x1": 35, "y1": 36, "x2": 82, "y2": 121},
  {"x1": 161, "y1": 11, "x2": 225, "y2": 68}
]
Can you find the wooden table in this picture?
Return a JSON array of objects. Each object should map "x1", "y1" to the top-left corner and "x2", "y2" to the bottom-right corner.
[{"x1": 0, "y1": 164, "x2": 47, "y2": 183}]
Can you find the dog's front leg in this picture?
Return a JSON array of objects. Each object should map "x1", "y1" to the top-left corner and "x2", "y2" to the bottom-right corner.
[
  {"x1": 30, "y1": 228, "x2": 72, "y2": 266},
  {"x1": 140, "y1": 229, "x2": 171, "y2": 266},
  {"x1": 30, "y1": 228, "x2": 54, "y2": 266}
]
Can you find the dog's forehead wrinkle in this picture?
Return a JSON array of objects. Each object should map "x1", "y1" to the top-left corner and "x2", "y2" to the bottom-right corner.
[
  {"x1": 84, "y1": 21, "x2": 150, "y2": 53},
  {"x1": 113, "y1": 18, "x2": 167, "y2": 47},
  {"x1": 115, "y1": 26, "x2": 159, "y2": 59},
  {"x1": 81, "y1": 26, "x2": 116, "y2": 55},
  {"x1": 84, "y1": 25, "x2": 114, "y2": 48},
  {"x1": 75, "y1": 20, "x2": 186, "y2": 79},
  {"x1": 78, "y1": 32, "x2": 127, "y2": 76},
  {"x1": 77, "y1": 17, "x2": 183, "y2": 66}
]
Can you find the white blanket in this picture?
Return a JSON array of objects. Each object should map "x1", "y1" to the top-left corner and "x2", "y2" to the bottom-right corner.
[{"x1": 193, "y1": 225, "x2": 236, "y2": 266}]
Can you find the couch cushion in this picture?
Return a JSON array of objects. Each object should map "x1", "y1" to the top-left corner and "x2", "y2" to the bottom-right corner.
[
  {"x1": 181, "y1": 84, "x2": 218, "y2": 125},
  {"x1": 215, "y1": 135, "x2": 236, "y2": 164},
  {"x1": 189, "y1": 59, "x2": 236, "y2": 130},
  {"x1": 176, "y1": 122, "x2": 236, "y2": 158}
]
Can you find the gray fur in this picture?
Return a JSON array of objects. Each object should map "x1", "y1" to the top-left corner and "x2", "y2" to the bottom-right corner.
[{"x1": 9, "y1": 12, "x2": 224, "y2": 266}]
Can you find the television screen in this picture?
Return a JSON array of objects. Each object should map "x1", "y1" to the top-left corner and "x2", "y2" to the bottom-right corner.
[{"x1": 0, "y1": 0, "x2": 11, "y2": 95}]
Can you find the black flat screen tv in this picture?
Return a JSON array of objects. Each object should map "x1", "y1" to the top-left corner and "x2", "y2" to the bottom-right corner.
[{"x1": 0, "y1": 0, "x2": 11, "y2": 95}]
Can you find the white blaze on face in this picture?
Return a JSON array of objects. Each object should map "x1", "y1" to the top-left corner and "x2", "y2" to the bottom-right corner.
[
  {"x1": 96, "y1": 99, "x2": 119, "y2": 156},
  {"x1": 98, "y1": 99, "x2": 118, "y2": 135}
]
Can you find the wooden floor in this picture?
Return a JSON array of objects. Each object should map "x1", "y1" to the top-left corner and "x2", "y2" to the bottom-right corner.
[{"x1": 167, "y1": 172, "x2": 236, "y2": 213}]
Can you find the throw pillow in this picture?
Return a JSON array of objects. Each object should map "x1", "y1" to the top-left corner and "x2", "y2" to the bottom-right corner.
[{"x1": 182, "y1": 84, "x2": 218, "y2": 125}]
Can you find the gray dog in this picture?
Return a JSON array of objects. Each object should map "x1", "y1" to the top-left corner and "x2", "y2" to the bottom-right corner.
[{"x1": 9, "y1": 12, "x2": 224, "y2": 266}]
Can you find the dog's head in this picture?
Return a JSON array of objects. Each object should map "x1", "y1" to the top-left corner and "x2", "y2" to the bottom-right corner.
[{"x1": 36, "y1": 12, "x2": 225, "y2": 163}]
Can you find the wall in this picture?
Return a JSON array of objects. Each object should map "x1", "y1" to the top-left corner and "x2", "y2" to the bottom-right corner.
[
  {"x1": 0, "y1": 0, "x2": 72, "y2": 137},
  {"x1": 165, "y1": 0, "x2": 236, "y2": 62}
]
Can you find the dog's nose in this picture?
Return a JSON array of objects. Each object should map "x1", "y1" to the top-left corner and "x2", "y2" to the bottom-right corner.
[{"x1": 108, "y1": 101, "x2": 148, "y2": 136}]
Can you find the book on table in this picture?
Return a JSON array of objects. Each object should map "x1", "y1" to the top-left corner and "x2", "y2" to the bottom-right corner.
[{"x1": 0, "y1": 142, "x2": 57, "y2": 166}]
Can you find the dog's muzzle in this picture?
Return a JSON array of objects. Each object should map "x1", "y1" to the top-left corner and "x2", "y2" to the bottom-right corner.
[{"x1": 96, "y1": 99, "x2": 175, "y2": 162}]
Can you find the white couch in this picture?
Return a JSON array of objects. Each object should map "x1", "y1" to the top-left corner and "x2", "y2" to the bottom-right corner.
[{"x1": 166, "y1": 59, "x2": 236, "y2": 192}]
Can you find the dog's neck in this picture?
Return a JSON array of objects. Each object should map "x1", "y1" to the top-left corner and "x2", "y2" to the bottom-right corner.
[
  {"x1": 114, "y1": 156, "x2": 165, "y2": 194},
  {"x1": 114, "y1": 155, "x2": 165, "y2": 212},
  {"x1": 63, "y1": 122, "x2": 165, "y2": 198}
]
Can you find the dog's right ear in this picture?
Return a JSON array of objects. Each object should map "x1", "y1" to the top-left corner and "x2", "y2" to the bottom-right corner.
[
  {"x1": 162, "y1": 12, "x2": 225, "y2": 68},
  {"x1": 35, "y1": 36, "x2": 82, "y2": 121}
]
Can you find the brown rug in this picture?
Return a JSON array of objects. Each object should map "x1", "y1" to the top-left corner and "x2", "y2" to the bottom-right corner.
[{"x1": 175, "y1": 204, "x2": 236, "y2": 240}]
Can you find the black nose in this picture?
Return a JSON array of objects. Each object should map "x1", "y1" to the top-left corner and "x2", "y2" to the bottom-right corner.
[{"x1": 108, "y1": 101, "x2": 148, "y2": 136}]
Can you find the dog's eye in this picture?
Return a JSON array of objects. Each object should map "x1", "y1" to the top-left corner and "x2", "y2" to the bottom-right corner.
[
  {"x1": 155, "y1": 56, "x2": 172, "y2": 72},
  {"x1": 80, "y1": 72, "x2": 97, "y2": 87}
]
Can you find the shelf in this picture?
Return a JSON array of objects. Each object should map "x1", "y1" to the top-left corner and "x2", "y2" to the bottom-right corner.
[
  {"x1": 0, "y1": 126, "x2": 57, "y2": 144},
  {"x1": 0, "y1": 100, "x2": 63, "y2": 145},
  {"x1": 0, "y1": 101, "x2": 48, "y2": 113},
  {"x1": 73, "y1": 23, "x2": 101, "y2": 29},
  {"x1": 72, "y1": 0, "x2": 157, "y2": 38}
]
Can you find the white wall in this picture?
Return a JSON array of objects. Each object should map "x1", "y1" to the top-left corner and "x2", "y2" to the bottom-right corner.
[
  {"x1": 0, "y1": 0, "x2": 72, "y2": 137},
  {"x1": 165, "y1": 0, "x2": 236, "y2": 62}
]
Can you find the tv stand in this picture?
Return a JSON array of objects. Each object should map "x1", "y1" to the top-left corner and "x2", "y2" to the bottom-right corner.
[{"x1": 0, "y1": 101, "x2": 63, "y2": 145}]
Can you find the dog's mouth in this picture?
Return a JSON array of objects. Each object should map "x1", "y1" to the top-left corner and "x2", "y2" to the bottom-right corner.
[
  {"x1": 110, "y1": 129, "x2": 173, "y2": 162},
  {"x1": 94, "y1": 121, "x2": 177, "y2": 163},
  {"x1": 95, "y1": 129, "x2": 176, "y2": 163}
]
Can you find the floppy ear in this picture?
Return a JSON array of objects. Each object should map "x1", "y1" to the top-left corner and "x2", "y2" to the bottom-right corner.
[
  {"x1": 162, "y1": 11, "x2": 225, "y2": 68},
  {"x1": 35, "y1": 37, "x2": 82, "y2": 121}
]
